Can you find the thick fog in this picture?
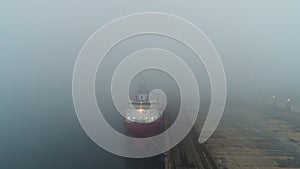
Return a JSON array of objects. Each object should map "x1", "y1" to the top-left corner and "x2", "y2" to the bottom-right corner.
[{"x1": 1, "y1": 0, "x2": 300, "y2": 168}]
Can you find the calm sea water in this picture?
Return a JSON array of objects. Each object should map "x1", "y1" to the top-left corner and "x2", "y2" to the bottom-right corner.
[{"x1": 0, "y1": 88, "x2": 164, "y2": 169}]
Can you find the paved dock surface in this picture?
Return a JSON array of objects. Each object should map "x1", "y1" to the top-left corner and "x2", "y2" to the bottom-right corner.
[
  {"x1": 164, "y1": 129, "x2": 217, "y2": 169},
  {"x1": 165, "y1": 104, "x2": 300, "y2": 169}
]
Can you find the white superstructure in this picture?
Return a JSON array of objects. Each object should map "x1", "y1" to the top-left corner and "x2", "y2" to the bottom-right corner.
[{"x1": 125, "y1": 90, "x2": 163, "y2": 123}]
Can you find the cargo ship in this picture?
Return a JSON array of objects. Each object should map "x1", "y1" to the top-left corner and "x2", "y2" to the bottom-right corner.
[{"x1": 124, "y1": 89, "x2": 164, "y2": 138}]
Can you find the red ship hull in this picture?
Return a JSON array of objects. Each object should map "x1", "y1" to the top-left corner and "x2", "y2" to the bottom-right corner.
[{"x1": 124, "y1": 117, "x2": 163, "y2": 138}]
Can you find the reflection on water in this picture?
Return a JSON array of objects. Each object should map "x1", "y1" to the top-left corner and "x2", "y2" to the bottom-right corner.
[{"x1": 124, "y1": 155, "x2": 164, "y2": 169}]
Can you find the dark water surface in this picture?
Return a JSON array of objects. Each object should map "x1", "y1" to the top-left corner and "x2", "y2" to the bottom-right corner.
[{"x1": 0, "y1": 88, "x2": 163, "y2": 169}]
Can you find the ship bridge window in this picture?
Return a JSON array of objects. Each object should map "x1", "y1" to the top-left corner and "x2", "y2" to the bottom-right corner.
[{"x1": 132, "y1": 102, "x2": 150, "y2": 105}]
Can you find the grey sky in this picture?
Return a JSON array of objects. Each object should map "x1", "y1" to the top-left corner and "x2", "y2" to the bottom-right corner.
[{"x1": 2, "y1": 0, "x2": 299, "y2": 100}]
